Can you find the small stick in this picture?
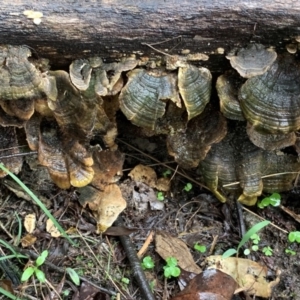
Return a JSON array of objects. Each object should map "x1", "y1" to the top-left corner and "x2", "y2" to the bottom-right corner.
[
  {"x1": 137, "y1": 230, "x2": 155, "y2": 259},
  {"x1": 208, "y1": 235, "x2": 219, "y2": 256}
]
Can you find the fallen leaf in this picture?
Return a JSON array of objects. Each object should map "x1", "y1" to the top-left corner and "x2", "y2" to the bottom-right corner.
[
  {"x1": 155, "y1": 231, "x2": 202, "y2": 274},
  {"x1": 205, "y1": 255, "x2": 281, "y2": 298},
  {"x1": 78, "y1": 184, "x2": 127, "y2": 233},
  {"x1": 0, "y1": 279, "x2": 14, "y2": 294},
  {"x1": 21, "y1": 233, "x2": 37, "y2": 247},
  {"x1": 46, "y1": 219, "x2": 61, "y2": 238},
  {"x1": 129, "y1": 164, "x2": 157, "y2": 187},
  {"x1": 24, "y1": 213, "x2": 36, "y2": 233},
  {"x1": 155, "y1": 177, "x2": 171, "y2": 192},
  {"x1": 171, "y1": 268, "x2": 238, "y2": 300}
]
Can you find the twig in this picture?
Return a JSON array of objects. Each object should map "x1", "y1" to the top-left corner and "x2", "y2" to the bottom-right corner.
[
  {"x1": 115, "y1": 217, "x2": 155, "y2": 300},
  {"x1": 208, "y1": 235, "x2": 219, "y2": 256},
  {"x1": 117, "y1": 138, "x2": 210, "y2": 191},
  {"x1": 137, "y1": 231, "x2": 155, "y2": 259},
  {"x1": 241, "y1": 206, "x2": 288, "y2": 234},
  {"x1": 223, "y1": 172, "x2": 300, "y2": 187},
  {"x1": 0, "y1": 151, "x2": 37, "y2": 160}
]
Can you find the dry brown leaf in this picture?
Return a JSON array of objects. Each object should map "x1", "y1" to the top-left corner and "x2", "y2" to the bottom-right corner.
[
  {"x1": 129, "y1": 164, "x2": 157, "y2": 187},
  {"x1": 21, "y1": 233, "x2": 37, "y2": 247},
  {"x1": 155, "y1": 231, "x2": 202, "y2": 274},
  {"x1": 171, "y1": 268, "x2": 238, "y2": 300},
  {"x1": 0, "y1": 279, "x2": 14, "y2": 295},
  {"x1": 24, "y1": 213, "x2": 36, "y2": 233},
  {"x1": 155, "y1": 177, "x2": 171, "y2": 192},
  {"x1": 78, "y1": 184, "x2": 127, "y2": 233},
  {"x1": 205, "y1": 255, "x2": 281, "y2": 298},
  {"x1": 46, "y1": 219, "x2": 61, "y2": 238}
]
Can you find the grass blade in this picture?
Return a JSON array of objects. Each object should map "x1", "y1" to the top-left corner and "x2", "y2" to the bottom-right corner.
[
  {"x1": 0, "y1": 287, "x2": 21, "y2": 300},
  {"x1": 237, "y1": 220, "x2": 270, "y2": 252},
  {"x1": 0, "y1": 164, "x2": 76, "y2": 246}
]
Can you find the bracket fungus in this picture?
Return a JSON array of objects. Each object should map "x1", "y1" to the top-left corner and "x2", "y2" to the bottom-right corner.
[
  {"x1": 178, "y1": 64, "x2": 212, "y2": 120},
  {"x1": 167, "y1": 106, "x2": 227, "y2": 168},
  {"x1": 119, "y1": 68, "x2": 180, "y2": 129},
  {"x1": 0, "y1": 45, "x2": 55, "y2": 101},
  {"x1": 199, "y1": 126, "x2": 300, "y2": 205},
  {"x1": 226, "y1": 43, "x2": 277, "y2": 78}
]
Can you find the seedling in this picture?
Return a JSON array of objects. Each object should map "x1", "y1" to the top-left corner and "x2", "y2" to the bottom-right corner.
[
  {"x1": 121, "y1": 277, "x2": 130, "y2": 285},
  {"x1": 222, "y1": 220, "x2": 270, "y2": 258},
  {"x1": 257, "y1": 193, "x2": 281, "y2": 209},
  {"x1": 244, "y1": 233, "x2": 260, "y2": 254},
  {"x1": 194, "y1": 243, "x2": 207, "y2": 253},
  {"x1": 285, "y1": 248, "x2": 296, "y2": 255},
  {"x1": 288, "y1": 231, "x2": 300, "y2": 243},
  {"x1": 262, "y1": 246, "x2": 273, "y2": 256},
  {"x1": 163, "y1": 257, "x2": 181, "y2": 278},
  {"x1": 141, "y1": 256, "x2": 155, "y2": 270},
  {"x1": 21, "y1": 250, "x2": 48, "y2": 283},
  {"x1": 183, "y1": 182, "x2": 193, "y2": 192},
  {"x1": 162, "y1": 169, "x2": 172, "y2": 178},
  {"x1": 157, "y1": 191, "x2": 164, "y2": 201}
]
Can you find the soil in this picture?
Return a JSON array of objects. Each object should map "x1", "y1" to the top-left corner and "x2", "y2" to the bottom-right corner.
[{"x1": 0, "y1": 117, "x2": 300, "y2": 300}]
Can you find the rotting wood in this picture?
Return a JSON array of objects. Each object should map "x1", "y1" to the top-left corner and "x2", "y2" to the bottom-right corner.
[{"x1": 1, "y1": 1, "x2": 300, "y2": 71}]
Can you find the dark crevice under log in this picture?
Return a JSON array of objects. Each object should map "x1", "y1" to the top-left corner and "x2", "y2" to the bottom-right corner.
[{"x1": 0, "y1": 1, "x2": 300, "y2": 71}]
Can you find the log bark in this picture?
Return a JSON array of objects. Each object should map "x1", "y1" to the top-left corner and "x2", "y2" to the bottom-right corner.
[{"x1": 0, "y1": 1, "x2": 300, "y2": 71}]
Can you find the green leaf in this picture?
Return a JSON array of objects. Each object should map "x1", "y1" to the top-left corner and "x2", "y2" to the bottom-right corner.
[
  {"x1": 285, "y1": 248, "x2": 296, "y2": 255},
  {"x1": 141, "y1": 256, "x2": 155, "y2": 269},
  {"x1": 244, "y1": 248, "x2": 250, "y2": 255},
  {"x1": 121, "y1": 277, "x2": 130, "y2": 284},
  {"x1": 222, "y1": 248, "x2": 237, "y2": 258},
  {"x1": 194, "y1": 243, "x2": 207, "y2": 253},
  {"x1": 157, "y1": 192, "x2": 164, "y2": 201},
  {"x1": 36, "y1": 250, "x2": 48, "y2": 267},
  {"x1": 163, "y1": 169, "x2": 171, "y2": 177},
  {"x1": 288, "y1": 231, "x2": 300, "y2": 243},
  {"x1": 21, "y1": 267, "x2": 35, "y2": 282},
  {"x1": 184, "y1": 183, "x2": 193, "y2": 192},
  {"x1": 166, "y1": 257, "x2": 177, "y2": 267},
  {"x1": 269, "y1": 193, "x2": 281, "y2": 206},
  {"x1": 170, "y1": 266, "x2": 181, "y2": 277},
  {"x1": 0, "y1": 164, "x2": 76, "y2": 247},
  {"x1": 163, "y1": 267, "x2": 172, "y2": 278},
  {"x1": 237, "y1": 220, "x2": 270, "y2": 252},
  {"x1": 262, "y1": 246, "x2": 273, "y2": 256},
  {"x1": 252, "y1": 245, "x2": 259, "y2": 251},
  {"x1": 66, "y1": 267, "x2": 80, "y2": 286},
  {"x1": 35, "y1": 268, "x2": 46, "y2": 283}
]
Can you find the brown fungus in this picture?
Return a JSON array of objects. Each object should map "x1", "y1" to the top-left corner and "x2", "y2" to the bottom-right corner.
[
  {"x1": 178, "y1": 64, "x2": 212, "y2": 120},
  {"x1": 239, "y1": 55, "x2": 300, "y2": 135},
  {"x1": 199, "y1": 125, "x2": 300, "y2": 205},
  {"x1": 0, "y1": 45, "x2": 55, "y2": 100},
  {"x1": 226, "y1": 43, "x2": 277, "y2": 78},
  {"x1": 216, "y1": 71, "x2": 245, "y2": 121},
  {"x1": 119, "y1": 68, "x2": 180, "y2": 130},
  {"x1": 167, "y1": 105, "x2": 227, "y2": 168}
]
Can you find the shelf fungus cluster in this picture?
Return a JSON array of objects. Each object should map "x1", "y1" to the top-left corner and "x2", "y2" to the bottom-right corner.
[{"x1": 1, "y1": 41, "x2": 300, "y2": 232}]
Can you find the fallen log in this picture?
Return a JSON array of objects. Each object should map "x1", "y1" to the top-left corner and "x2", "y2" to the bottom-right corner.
[{"x1": 0, "y1": 0, "x2": 300, "y2": 71}]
